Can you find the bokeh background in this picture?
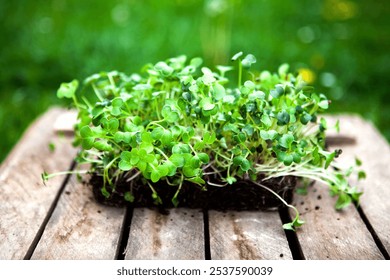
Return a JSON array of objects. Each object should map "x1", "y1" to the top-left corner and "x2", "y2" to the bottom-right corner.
[{"x1": 1, "y1": 0, "x2": 389, "y2": 162}]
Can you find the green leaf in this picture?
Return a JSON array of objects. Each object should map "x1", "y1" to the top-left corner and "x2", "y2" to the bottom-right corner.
[
  {"x1": 201, "y1": 67, "x2": 216, "y2": 84},
  {"x1": 335, "y1": 192, "x2": 352, "y2": 209},
  {"x1": 101, "y1": 187, "x2": 110, "y2": 199},
  {"x1": 200, "y1": 97, "x2": 215, "y2": 111},
  {"x1": 282, "y1": 222, "x2": 295, "y2": 231},
  {"x1": 103, "y1": 118, "x2": 119, "y2": 134},
  {"x1": 216, "y1": 65, "x2": 233, "y2": 76},
  {"x1": 152, "y1": 192, "x2": 162, "y2": 205},
  {"x1": 293, "y1": 218, "x2": 305, "y2": 227},
  {"x1": 300, "y1": 113, "x2": 312, "y2": 125},
  {"x1": 94, "y1": 140, "x2": 113, "y2": 152},
  {"x1": 124, "y1": 192, "x2": 135, "y2": 203},
  {"x1": 231, "y1": 51, "x2": 243, "y2": 61},
  {"x1": 81, "y1": 138, "x2": 94, "y2": 150},
  {"x1": 260, "y1": 130, "x2": 278, "y2": 140},
  {"x1": 233, "y1": 156, "x2": 244, "y2": 166},
  {"x1": 80, "y1": 125, "x2": 94, "y2": 138},
  {"x1": 111, "y1": 98, "x2": 123, "y2": 116},
  {"x1": 235, "y1": 132, "x2": 246, "y2": 143},
  {"x1": 119, "y1": 160, "x2": 133, "y2": 171},
  {"x1": 226, "y1": 176, "x2": 237, "y2": 184},
  {"x1": 141, "y1": 132, "x2": 153, "y2": 143},
  {"x1": 169, "y1": 154, "x2": 185, "y2": 167},
  {"x1": 172, "y1": 143, "x2": 190, "y2": 154},
  {"x1": 212, "y1": 83, "x2": 226, "y2": 100},
  {"x1": 318, "y1": 100, "x2": 329, "y2": 109},
  {"x1": 161, "y1": 130, "x2": 173, "y2": 146},
  {"x1": 157, "y1": 164, "x2": 169, "y2": 177},
  {"x1": 277, "y1": 111, "x2": 290, "y2": 125},
  {"x1": 189, "y1": 156, "x2": 201, "y2": 169},
  {"x1": 358, "y1": 171, "x2": 366, "y2": 180},
  {"x1": 278, "y1": 63, "x2": 289, "y2": 76},
  {"x1": 80, "y1": 126, "x2": 95, "y2": 149},
  {"x1": 114, "y1": 131, "x2": 132, "y2": 144},
  {"x1": 166, "y1": 111, "x2": 180, "y2": 123},
  {"x1": 277, "y1": 151, "x2": 294, "y2": 166},
  {"x1": 279, "y1": 134, "x2": 294, "y2": 149},
  {"x1": 222, "y1": 95, "x2": 235, "y2": 104},
  {"x1": 151, "y1": 127, "x2": 164, "y2": 140},
  {"x1": 240, "y1": 159, "x2": 251, "y2": 171},
  {"x1": 119, "y1": 151, "x2": 133, "y2": 171},
  {"x1": 261, "y1": 114, "x2": 272, "y2": 128},
  {"x1": 187, "y1": 177, "x2": 205, "y2": 185},
  {"x1": 165, "y1": 161, "x2": 177, "y2": 176},
  {"x1": 57, "y1": 79, "x2": 78, "y2": 99},
  {"x1": 183, "y1": 166, "x2": 199, "y2": 177},
  {"x1": 203, "y1": 131, "x2": 216, "y2": 145},
  {"x1": 271, "y1": 86, "x2": 284, "y2": 98},
  {"x1": 140, "y1": 142, "x2": 154, "y2": 153},
  {"x1": 136, "y1": 161, "x2": 147, "y2": 172},
  {"x1": 198, "y1": 153, "x2": 210, "y2": 164},
  {"x1": 155, "y1": 61, "x2": 174, "y2": 76},
  {"x1": 320, "y1": 150, "x2": 336, "y2": 169},
  {"x1": 242, "y1": 124, "x2": 254, "y2": 136},
  {"x1": 241, "y1": 54, "x2": 256, "y2": 68},
  {"x1": 248, "y1": 91, "x2": 265, "y2": 101},
  {"x1": 151, "y1": 169, "x2": 161, "y2": 183},
  {"x1": 190, "y1": 57, "x2": 202, "y2": 68}
]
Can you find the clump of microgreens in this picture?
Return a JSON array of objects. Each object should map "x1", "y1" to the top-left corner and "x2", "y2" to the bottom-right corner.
[{"x1": 43, "y1": 52, "x2": 365, "y2": 230}]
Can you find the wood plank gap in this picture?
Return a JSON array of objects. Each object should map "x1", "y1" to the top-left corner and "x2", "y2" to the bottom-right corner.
[
  {"x1": 23, "y1": 159, "x2": 77, "y2": 260},
  {"x1": 203, "y1": 209, "x2": 211, "y2": 260},
  {"x1": 355, "y1": 204, "x2": 390, "y2": 260},
  {"x1": 278, "y1": 206, "x2": 305, "y2": 260},
  {"x1": 115, "y1": 206, "x2": 134, "y2": 260}
]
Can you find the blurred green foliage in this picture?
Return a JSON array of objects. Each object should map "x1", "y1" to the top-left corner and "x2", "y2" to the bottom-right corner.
[{"x1": 1, "y1": 0, "x2": 389, "y2": 162}]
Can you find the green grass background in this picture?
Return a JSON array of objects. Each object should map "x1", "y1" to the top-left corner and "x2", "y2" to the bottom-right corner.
[{"x1": 1, "y1": 0, "x2": 389, "y2": 162}]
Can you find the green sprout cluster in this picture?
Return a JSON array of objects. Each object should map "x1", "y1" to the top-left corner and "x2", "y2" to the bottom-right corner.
[{"x1": 46, "y1": 52, "x2": 365, "y2": 230}]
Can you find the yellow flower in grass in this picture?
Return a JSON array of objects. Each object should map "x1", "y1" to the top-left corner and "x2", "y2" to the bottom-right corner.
[{"x1": 298, "y1": 68, "x2": 316, "y2": 84}]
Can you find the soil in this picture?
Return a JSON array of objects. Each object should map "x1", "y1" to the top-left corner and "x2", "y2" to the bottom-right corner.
[{"x1": 89, "y1": 173, "x2": 296, "y2": 211}]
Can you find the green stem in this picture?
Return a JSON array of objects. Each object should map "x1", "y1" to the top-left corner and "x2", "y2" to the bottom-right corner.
[
  {"x1": 238, "y1": 59, "x2": 242, "y2": 88},
  {"x1": 251, "y1": 181, "x2": 302, "y2": 229},
  {"x1": 154, "y1": 147, "x2": 169, "y2": 161},
  {"x1": 42, "y1": 170, "x2": 89, "y2": 181}
]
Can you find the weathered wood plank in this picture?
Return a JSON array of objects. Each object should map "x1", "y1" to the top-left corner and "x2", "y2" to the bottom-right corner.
[
  {"x1": 292, "y1": 115, "x2": 385, "y2": 259},
  {"x1": 326, "y1": 115, "x2": 390, "y2": 255},
  {"x1": 53, "y1": 110, "x2": 78, "y2": 133},
  {"x1": 0, "y1": 108, "x2": 78, "y2": 260},
  {"x1": 31, "y1": 173, "x2": 126, "y2": 259},
  {"x1": 293, "y1": 182, "x2": 383, "y2": 259},
  {"x1": 125, "y1": 208, "x2": 205, "y2": 259},
  {"x1": 209, "y1": 210, "x2": 292, "y2": 260}
]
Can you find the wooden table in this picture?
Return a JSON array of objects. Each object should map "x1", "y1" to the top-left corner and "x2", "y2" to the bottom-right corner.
[{"x1": 1, "y1": 107, "x2": 389, "y2": 260}]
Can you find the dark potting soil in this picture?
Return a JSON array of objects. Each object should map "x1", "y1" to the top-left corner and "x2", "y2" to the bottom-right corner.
[{"x1": 89, "y1": 173, "x2": 296, "y2": 211}]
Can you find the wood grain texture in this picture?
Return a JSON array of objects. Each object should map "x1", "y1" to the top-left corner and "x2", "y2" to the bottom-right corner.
[
  {"x1": 293, "y1": 182, "x2": 383, "y2": 259},
  {"x1": 292, "y1": 115, "x2": 385, "y2": 260},
  {"x1": 0, "y1": 108, "x2": 77, "y2": 260},
  {"x1": 326, "y1": 115, "x2": 390, "y2": 255},
  {"x1": 31, "y1": 174, "x2": 126, "y2": 260},
  {"x1": 209, "y1": 210, "x2": 292, "y2": 260},
  {"x1": 125, "y1": 208, "x2": 205, "y2": 260}
]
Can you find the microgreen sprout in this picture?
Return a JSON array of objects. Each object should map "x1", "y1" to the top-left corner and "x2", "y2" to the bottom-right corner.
[{"x1": 44, "y1": 52, "x2": 365, "y2": 230}]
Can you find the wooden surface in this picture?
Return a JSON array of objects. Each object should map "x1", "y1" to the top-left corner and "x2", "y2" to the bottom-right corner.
[
  {"x1": 209, "y1": 210, "x2": 292, "y2": 260},
  {"x1": 0, "y1": 108, "x2": 77, "y2": 259},
  {"x1": 0, "y1": 108, "x2": 389, "y2": 260},
  {"x1": 31, "y1": 173, "x2": 126, "y2": 260},
  {"x1": 327, "y1": 115, "x2": 390, "y2": 255},
  {"x1": 125, "y1": 208, "x2": 205, "y2": 260}
]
